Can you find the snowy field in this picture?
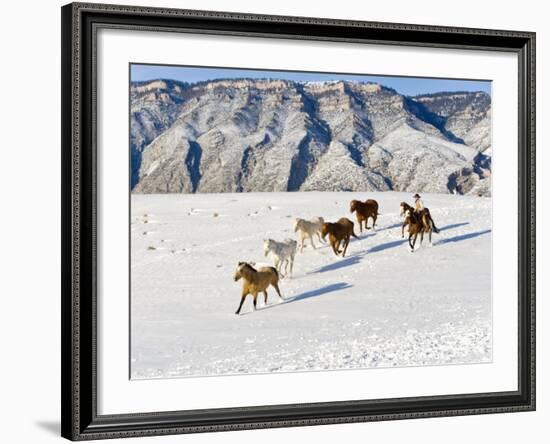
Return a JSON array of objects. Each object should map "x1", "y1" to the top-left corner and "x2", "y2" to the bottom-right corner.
[{"x1": 130, "y1": 192, "x2": 492, "y2": 379}]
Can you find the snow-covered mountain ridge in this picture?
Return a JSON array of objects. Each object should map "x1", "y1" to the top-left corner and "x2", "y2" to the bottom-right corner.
[{"x1": 130, "y1": 78, "x2": 491, "y2": 195}]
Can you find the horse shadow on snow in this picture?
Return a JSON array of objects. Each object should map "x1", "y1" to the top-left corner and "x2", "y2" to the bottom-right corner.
[
  {"x1": 436, "y1": 229, "x2": 491, "y2": 245},
  {"x1": 368, "y1": 239, "x2": 408, "y2": 253},
  {"x1": 289, "y1": 282, "x2": 353, "y2": 302},
  {"x1": 309, "y1": 254, "x2": 365, "y2": 273},
  {"x1": 243, "y1": 282, "x2": 352, "y2": 314},
  {"x1": 366, "y1": 224, "x2": 488, "y2": 252},
  {"x1": 438, "y1": 222, "x2": 470, "y2": 232}
]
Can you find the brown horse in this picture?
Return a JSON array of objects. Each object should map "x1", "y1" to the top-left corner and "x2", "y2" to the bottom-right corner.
[
  {"x1": 233, "y1": 262, "x2": 283, "y2": 314},
  {"x1": 403, "y1": 208, "x2": 432, "y2": 252},
  {"x1": 399, "y1": 202, "x2": 415, "y2": 218},
  {"x1": 399, "y1": 202, "x2": 438, "y2": 238},
  {"x1": 400, "y1": 202, "x2": 417, "y2": 238},
  {"x1": 321, "y1": 218, "x2": 358, "y2": 257},
  {"x1": 350, "y1": 199, "x2": 379, "y2": 232}
]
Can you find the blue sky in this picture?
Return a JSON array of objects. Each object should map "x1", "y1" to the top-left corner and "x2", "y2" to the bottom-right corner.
[{"x1": 130, "y1": 64, "x2": 491, "y2": 97}]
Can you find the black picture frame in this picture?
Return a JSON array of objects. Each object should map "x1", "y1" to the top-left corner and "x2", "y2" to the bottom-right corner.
[{"x1": 61, "y1": 2, "x2": 536, "y2": 440}]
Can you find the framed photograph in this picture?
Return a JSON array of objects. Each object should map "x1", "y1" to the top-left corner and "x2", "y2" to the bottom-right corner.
[{"x1": 61, "y1": 2, "x2": 536, "y2": 440}]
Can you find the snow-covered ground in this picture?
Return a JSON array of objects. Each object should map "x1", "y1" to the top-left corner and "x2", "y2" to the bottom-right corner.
[{"x1": 130, "y1": 192, "x2": 492, "y2": 379}]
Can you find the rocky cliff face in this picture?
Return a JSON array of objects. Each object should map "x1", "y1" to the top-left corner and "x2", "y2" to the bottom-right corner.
[
  {"x1": 130, "y1": 79, "x2": 189, "y2": 188},
  {"x1": 413, "y1": 91, "x2": 492, "y2": 152},
  {"x1": 130, "y1": 78, "x2": 491, "y2": 196}
]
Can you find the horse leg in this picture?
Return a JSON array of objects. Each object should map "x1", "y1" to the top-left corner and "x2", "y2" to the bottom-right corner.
[
  {"x1": 310, "y1": 235, "x2": 316, "y2": 250},
  {"x1": 299, "y1": 235, "x2": 305, "y2": 253},
  {"x1": 235, "y1": 294, "x2": 247, "y2": 315},
  {"x1": 429, "y1": 229, "x2": 433, "y2": 246},
  {"x1": 336, "y1": 238, "x2": 343, "y2": 255},
  {"x1": 263, "y1": 290, "x2": 268, "y2": 305},
  {"x1": 330, "y1": 238, "x2": 340, "y2": 256},
  {"x1": 422, "y1": 215, "x2": 431, "y2": 234},
  {"x1": 358, "y1": 217, "x2": 363, "y2": 233},
  {"x1": 252, "y1": 292, "x2": 258, "y2": 311},
  {"x1": 284, "y1": 259, "x2": 289, "y2": 276},
  {"x1": 342, "y1": 236, "x2": 350, "y2": 257},
  {"x1": 275, "y1": 258, "x2": 284, "y2": 278},
  {"x1": 402, "y1": 221, "x2": 406, "y2": 239},
  {"x1": 372, "y1": 215, "x2": 377, "y2": 231},
  {"x1": 289, "y1": 255, "x2": 294, "y2": 277},
  {"x1": 411, "y1": 232, "x2": 418, "y2": 252}
]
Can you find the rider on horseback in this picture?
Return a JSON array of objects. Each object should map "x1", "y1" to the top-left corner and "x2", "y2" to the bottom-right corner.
[{"x1": 413, "y1": 193, "x2": 439, "y2": 234}]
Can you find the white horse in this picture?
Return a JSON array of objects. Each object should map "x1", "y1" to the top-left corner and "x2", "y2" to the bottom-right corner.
[
  {"x1": 293, "y1": 217, "x2": 324, "y2": 252},
  {"x1": 263, "y1": 238, "x2": 297, "y2": 278}
]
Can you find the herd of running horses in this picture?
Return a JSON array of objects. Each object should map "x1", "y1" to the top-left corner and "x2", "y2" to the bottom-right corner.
[{"x1": 233, "y1": 194, "x2": 440, "y2": 315}]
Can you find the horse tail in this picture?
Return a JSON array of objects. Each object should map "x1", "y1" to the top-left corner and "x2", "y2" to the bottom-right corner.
[
  {"x1": 270, "y1": 267, "x2": 281, "y2": 286},
  {"x1": 423, "y1": 209, "x2": 439, "y2": 233},
  {"x1": 269, "y1": 266, "x2": 279, "y2": 280},
  {"x1": 370, "y1": 201, "x2": 379, "y2": 214},
  {"x1": 431, "y1": 218, "x2": 439, "y2": 234}
]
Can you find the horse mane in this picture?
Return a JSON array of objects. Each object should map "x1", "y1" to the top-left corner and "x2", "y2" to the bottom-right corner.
[
  {"x1": 406, "y1": 209, "x2": 420, "y2": 224},
  {"x1": 238, "y1": 262, "x2": 257, "y2": 273}
]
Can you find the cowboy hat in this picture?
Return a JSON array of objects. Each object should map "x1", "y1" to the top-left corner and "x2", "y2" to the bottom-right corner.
[{"x1": 413, "y1": 193, "x2": 421, "y2": 199}]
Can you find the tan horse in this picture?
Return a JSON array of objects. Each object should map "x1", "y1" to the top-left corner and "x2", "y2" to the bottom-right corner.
[
  {"x1": 233, "y1": 262, "x2": 283, "y2": 314},
  {"x1": 350, "y1": 199, "x2": 379, "y2": 232},
  {"x1": 320, "y1": 218, "x2": 358, "y2": 257}
]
